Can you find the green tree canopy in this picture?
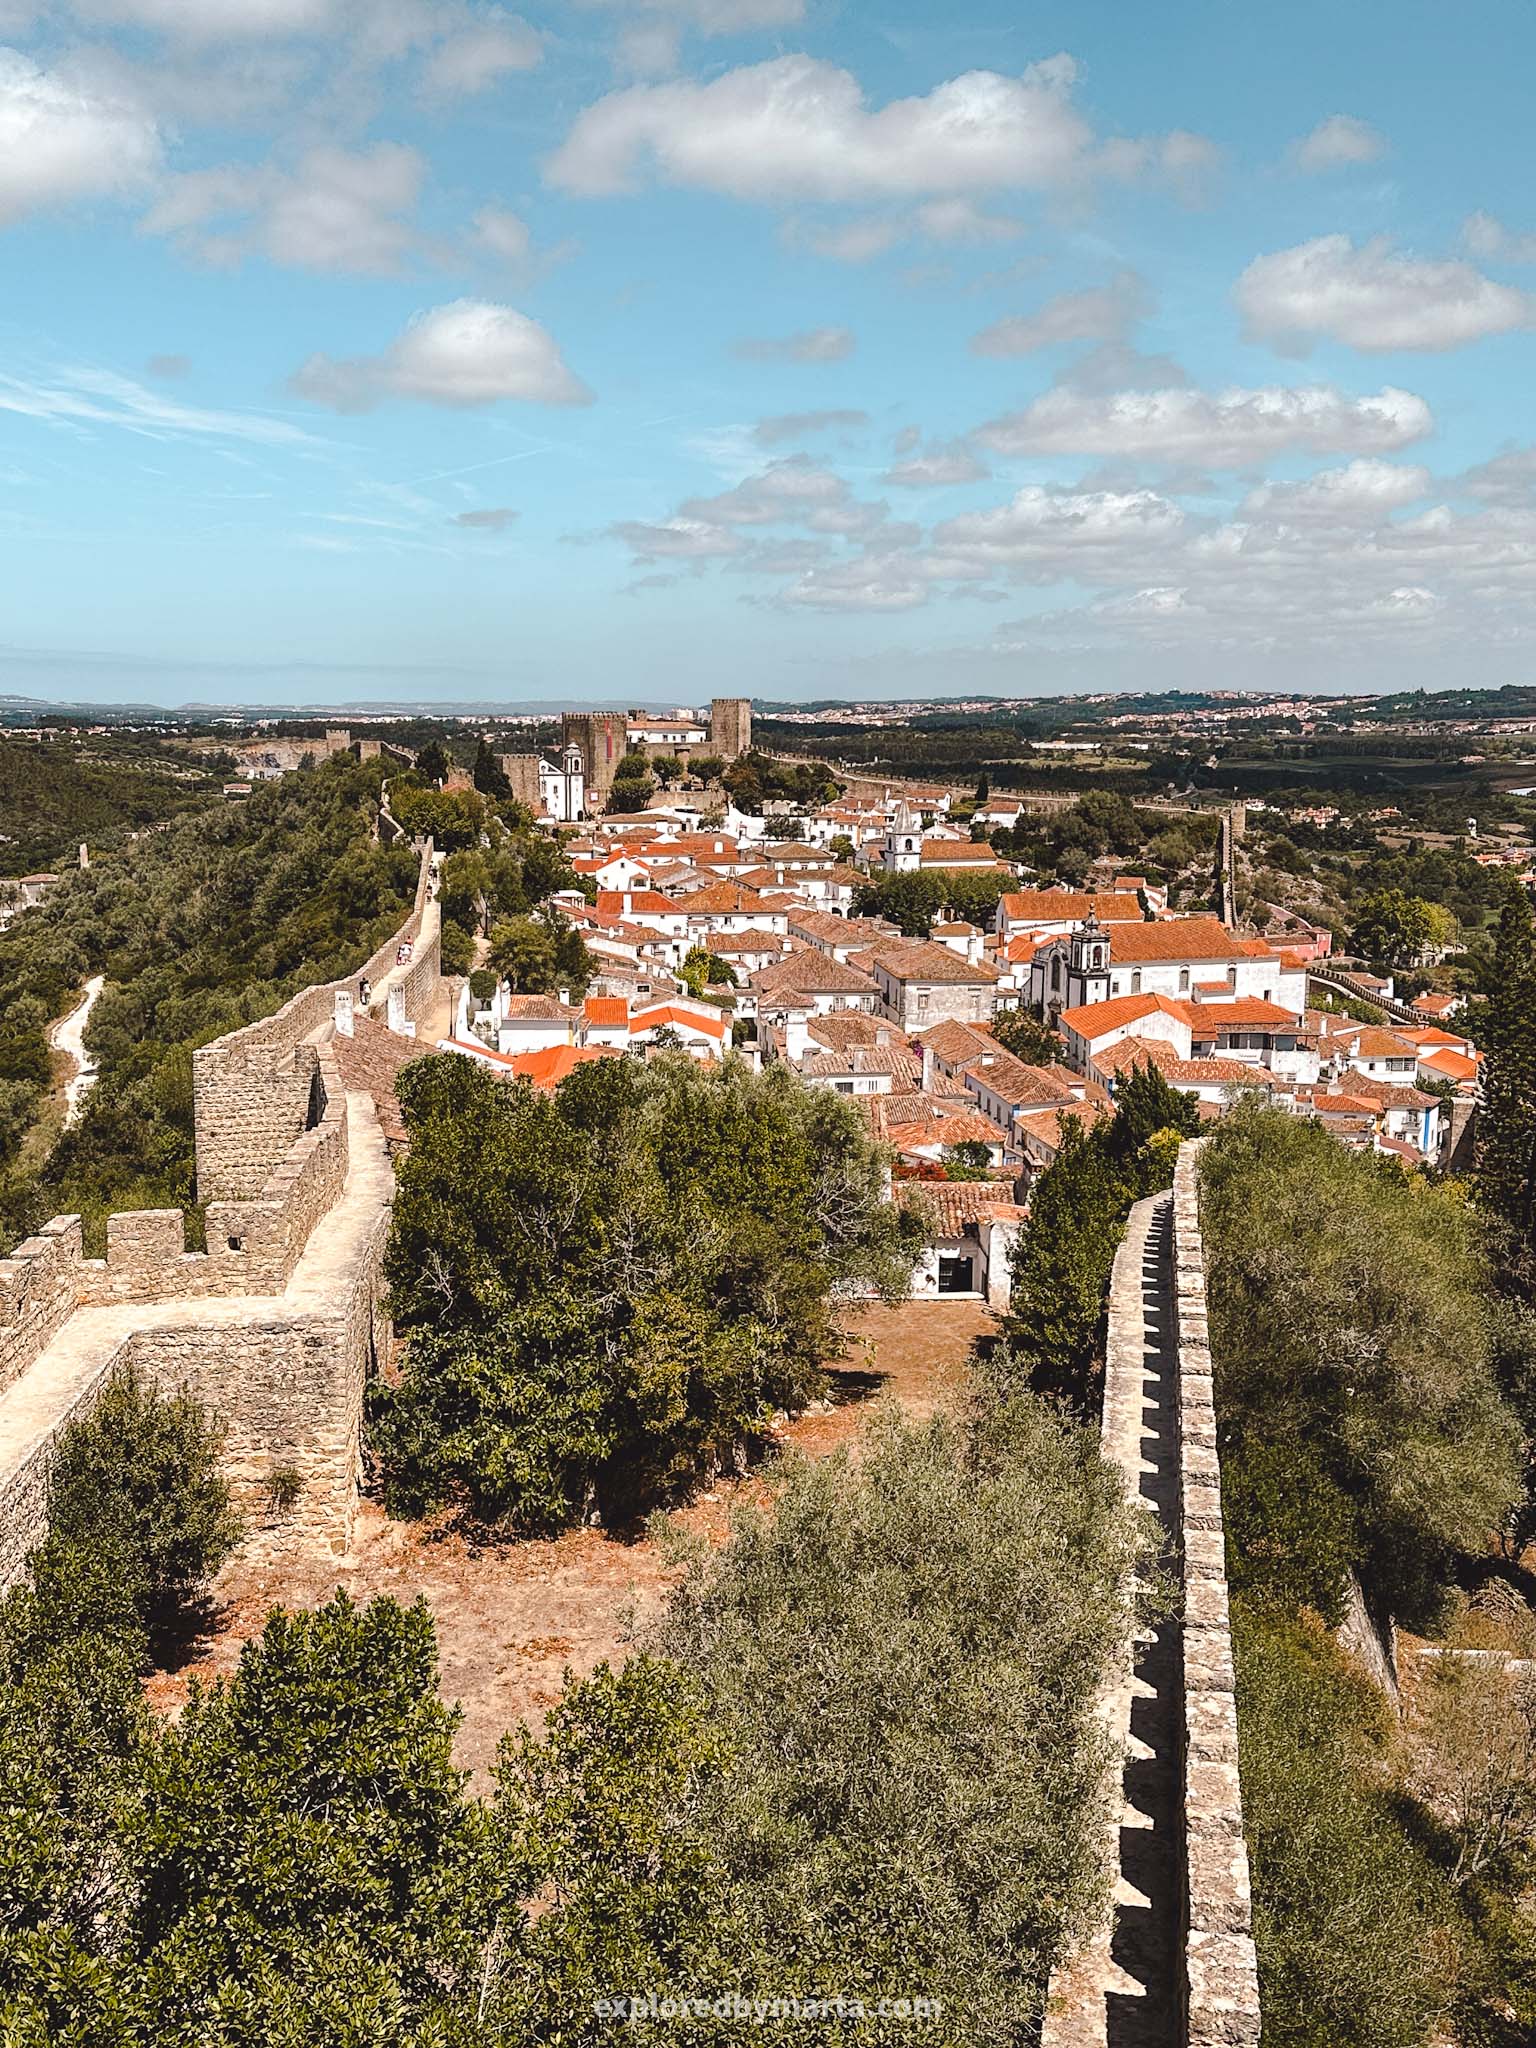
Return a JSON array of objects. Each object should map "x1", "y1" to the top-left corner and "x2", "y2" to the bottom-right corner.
[{"x1": 372, "y1": 1053, "x2": 921, "y2": 1529}]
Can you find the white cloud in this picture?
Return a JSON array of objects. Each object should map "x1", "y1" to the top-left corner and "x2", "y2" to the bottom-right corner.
[
  {"x1": 0, "y1": 50, "x2": 160, "y2": 225},
  {"x1": 972, "y1": 270, "x2": 1149, "y2": 356},
  {"x1": 734, "y1": 326, "x2": 855, "y2": 362},
  {"x1": 421, "y1": 10, "x2": 542, "y2": 97},
  {"x1": 1456, "y1": 447, "x2": 1536, "y2": 505},
  {"x1": 975, "y1": 382, "x2": 1433, "y2": 468},
  {"x1": 779, "y1": 559, "x2": 929, "y2": 611},
  {"x1": 1464, "y1": 210, "x2": 1536, "y2": 264},
  {"x1": 471, "y1": 205, "x2": 532, "y2": 265},
  {"x1": 545, "y1": 52, "x2": 1209, "y2": 202},
  {"x1": 679, "y1": 457, "x2": 854, "y2": 526},
  {"x1": 611, "y1": 517, "x2": 744, "y2": 561},
  {"x1": 1240, "y1": 458, "x2": 1430, "y2": 522},
  {"x1": 933, "y1": 486, "x2": 1185, "y2": 577},
  {"x1": 754, "y1": 408, "x2": 869, "y2": 445},
  {"x1": 144, "y1": 143, "x2": 425, "y2": 274},
  {"x1": 582, "y1": 0, "x2": 805, "y2": 33},
  {"x1": 290, "y1": 299, "x2": 593, "y2": 409},
  {"x1": 70, "y1": 0, "x2": 338, "y2": 35},
  {"x1": 1237, "y1": 234, "x2": 1534, "y2": 352},
  {"x1": 882, "y1": 440, "x2": 989, "y2": 488},
  {"x1": 1289, "y1": 113, "x2": 1387, "y2": 172}
]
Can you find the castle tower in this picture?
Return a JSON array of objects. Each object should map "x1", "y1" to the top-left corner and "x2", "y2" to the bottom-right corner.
[
  {"x1": 709, "y1": 696, "x2": 752, "y2": 761},
  {"x1": 562, "y1": 712, "x2": 628, "y2": 807}
]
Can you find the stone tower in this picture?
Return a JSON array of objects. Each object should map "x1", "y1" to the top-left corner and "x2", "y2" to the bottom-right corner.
[
  {"x1": 562, "y1": 712, "x2": 628, "y2": 808},
  {"x1": 709, "y1": 696, "x2": 752, "y2": 761}
]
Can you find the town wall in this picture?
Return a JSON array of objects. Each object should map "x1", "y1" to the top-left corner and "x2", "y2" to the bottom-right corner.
[
  {"x1": 0, "y1": 839, "x2": 439, "y2": 1586},
  {"x1": 498, "y1": 752, "x2": 543, "y2": 810}
]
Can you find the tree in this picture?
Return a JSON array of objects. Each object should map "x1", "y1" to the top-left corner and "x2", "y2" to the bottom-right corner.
[
  {"x1": 486, "y1": 909, "x2": 592, "y2": 996},
  {"x1": 437, "y1": 919, "x2": 475, "y2": 977},
  {"x1": 32, "y1": 1366, "x2": 241, "y2": 1658},
  {"x1": 1202, "y1": 1102, "x2": 1523, "y2": 1627},
  {"x1": 471, "y1": 739, "x2": 510, "y2": 800},
  {"x1": 680, "y1": 947, "x2": 737, "y2": 998},
  {"x1": 608, "y1": 752, "x2": 655, "y2": 813},
  {"x1": 124, "y1": 1593, "x2": 507, "y2": 2040},
  {"x1": 1350, "y1": 888, "x2": 1453, "y2": 969},
  {"x1": 372, "y1": 1054, "x2": 921, "y2": 1529},
  {"x1": 991, "y1": 1007, "x2": 1064, "y2": 1067},
  {"x1": 689, "y1": 754, "x2": 725, "y2": 785},
  {"x1": 997, "y1": 1116, "x2": 1131, "y2": 1407},
  {"x1": 414, "y1": 740, "x2": 451, "y2": 787},
  {"x1": 1478, "y1": 885, "x2": 1536, "y2": 1293}
]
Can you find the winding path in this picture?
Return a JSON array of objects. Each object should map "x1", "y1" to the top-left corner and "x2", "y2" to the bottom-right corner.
[{"x1": 49, "y1": 974, "x2": 105, "y2": 1128}]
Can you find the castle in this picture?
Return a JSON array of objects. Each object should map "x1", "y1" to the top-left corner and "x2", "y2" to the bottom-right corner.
[{"x1": 499, "y1": 698, "x2": 752, "y2": 817}]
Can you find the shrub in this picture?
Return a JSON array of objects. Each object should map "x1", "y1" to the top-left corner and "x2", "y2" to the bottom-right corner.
[{"x1": 31, "y1": 1366, "x2": 241, "y2": 1654}]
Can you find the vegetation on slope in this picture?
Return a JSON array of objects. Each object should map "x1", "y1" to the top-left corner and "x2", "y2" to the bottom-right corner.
[
  {"x1": 0, "y1": 734, "x2": 228, "y2": 879},
  {"x1": 1201, "y1": 1103, "x2": 1536, "y2": 2045},
  {"x1": 0, "y1": 755, "x2": 418, "y2": 1252}
]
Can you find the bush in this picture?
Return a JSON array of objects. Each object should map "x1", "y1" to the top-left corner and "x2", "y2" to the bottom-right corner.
[
  {"x1": 467, "y1": 967, "x2": 497, "y2": 1001},
  {"x1": 31, "y1": 1366, "x2": 241, "y2": 1654}
]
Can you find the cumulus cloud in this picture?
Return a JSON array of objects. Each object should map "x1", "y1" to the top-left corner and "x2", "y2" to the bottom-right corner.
[
  {"x1": 972, "y1": 270, "x2": 1149, "y2": 356},
  {"x1": 451, "y1": 505, "x2": 518, "y2": 528},
  {"x1": 545, "y1": 53, "x2": 1210, "y2": 202},
  {"x1": 0, "y1": 50, "x2": 160, "y2": 225},
  {"x1": 1237, "y1": 234, "x2": 1535, "y2": 352},
  {"x1": 933, "y1": 486, "x2": 1185, "y2": 577},
  {"x1": 1464, "y1": 210, "x2": 1536, "y2": 264},
  {"x1": 734, "y1": 326, "x2": 854, "y2": 362},
  {"x1": 289, "y1": 299, "x2": 592, "y2": 409},
  {"x1": 1456, "y1": 447, "x2": 1536, "y2": 505},
  {"x1": 1239, "y1": 458, "x2": 1431, "y2": 522},
  {"x1": 754, "y1": 408, "x2": 869, "y2": 445},
  {"x1": 975, "y1": 381, "x2": 1433, "y2": 468},
  {"x1": 1289, "y1": 113, "x2": 1387, "y2": 172},
  {"x1": 144, "y1": 143, "x2": 425, "y2": 274},
  {"x1": 882, "y1": 440, "x2": 989, "y2": 488},
  {"x1": 679, "y1": 456, "x2": 859, "y2": 527},
  {"x1": 580, "y1": 0, "x2": 805, "y2": 33}
]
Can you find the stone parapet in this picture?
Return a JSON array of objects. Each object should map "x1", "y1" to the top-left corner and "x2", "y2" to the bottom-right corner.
[{"x1": 1173, "y1": 1141, "x2": 1262, "y2": 2046}]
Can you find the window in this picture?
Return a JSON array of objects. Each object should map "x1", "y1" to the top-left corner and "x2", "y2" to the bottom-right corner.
[
  {"x1": 916, "y1": 991, "x2": 930, "y2": 1017},
  {"x1": 1178, "y1": 969, "x2": 1190, "y2": 993},
  {"x1": 1131, "y1": 970, "x2": 1142, "y2": 994}
]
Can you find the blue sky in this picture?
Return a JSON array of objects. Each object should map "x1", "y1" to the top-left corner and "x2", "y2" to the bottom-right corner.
[{"x1": 3, "y1": 0, "x2": 1536, "y2": 706}]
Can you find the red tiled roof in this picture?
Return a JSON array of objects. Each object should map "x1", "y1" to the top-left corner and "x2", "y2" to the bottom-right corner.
[
  {"x1": 872, "y1": 940, "x2": 1001, "y2": 985},
  {"x1": 1001, "y1": 890, "x2": 1143, "y2": 923}
]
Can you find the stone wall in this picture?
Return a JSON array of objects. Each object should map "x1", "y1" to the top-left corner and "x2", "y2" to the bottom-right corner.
[
  {"x1": 191, "y1": 841, "x2": 436, "y2": 1202},
  {"x1": 0, "y1": 1217, "x2": 85, "y2": 1398},
  {"x1": 1172, "y1": 1142, "x2": 1262, "y2": 2047}
]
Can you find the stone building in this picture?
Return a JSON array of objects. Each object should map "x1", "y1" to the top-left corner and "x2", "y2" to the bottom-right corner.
[{"x1": 560, "y1": 699, "x2": 754, "y2": 812}]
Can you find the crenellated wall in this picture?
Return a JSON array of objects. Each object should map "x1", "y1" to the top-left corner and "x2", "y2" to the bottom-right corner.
[
  {"x1": 1043, "y1": 1142, "x2": 1262, "y2": 2047},
  {"x1": 0, "y1": 839, "x2": 440, "y2": 1588}
]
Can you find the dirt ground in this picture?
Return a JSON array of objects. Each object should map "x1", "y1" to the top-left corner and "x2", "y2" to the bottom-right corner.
[{"x1": 148, "y1": 1299, "x2": 993, "y2": 1779}]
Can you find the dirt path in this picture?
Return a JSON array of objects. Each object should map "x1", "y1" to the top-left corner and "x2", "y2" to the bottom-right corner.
[
  {"x1": 49, "y1": 974, "x2": 104, "y2": 1127},
  {"x1": 153, "y1": 1300, "x2": 992, "y2": 1778}
]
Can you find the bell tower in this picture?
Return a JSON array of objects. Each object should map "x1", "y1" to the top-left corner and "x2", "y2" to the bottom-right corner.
[{"x1": 1068, "y1": 909, "x2": 1112, "y2": 1006}]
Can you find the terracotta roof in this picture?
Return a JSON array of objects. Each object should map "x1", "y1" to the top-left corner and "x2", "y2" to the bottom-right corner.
[
  {"x1": 916, "y1": 1018, "x2": 996, "y2": 1064},
  {"x1": 331, "y1": 1013, "x2": 417, "y2": 1148},
  {"x1": 705, "y1": 932, "x2": 789, "y2": 956},
  {"x1": 752, "y1": 953, "x2": 879, "y2": 997},
  {"x1": 675, "y1": 882, "x2": 774, "y2": 915},
  {"x1": 501, "y1": 994, "x2": 578, "y2": 1021},
  {"x1": 1105, "y1": 917, "x2": 1245, "y2": 964},
  {"x1": 595, "y1": 889, "x2": 679, "y2": 917},
  {"x1": 889, "y1": 1109, "x2": 1003, "y2": 1151},
  {"x1": 798, "y1": 1047, "x2": 922, "y2": 1084},
  {"x1": 1001, "y1": 889, "x2": 1143, "y2": 923},
  {"x1": 1343, "y1": 1073, "x2": 1437, "y2": 1110},
  {"x1": 1060, "y1": 993, "x2": 1169, "y2": 1038},
  {"x1": 1418, "y1": 1047, "x2": 1478, "y2": 1083},
  {"x1": 1185, "y1": 999, "x2": 1301, "y2": 1031},
  {"x1": 583, "y1": 996, "x2": 630, "y2": 1029},
  {"x1": 1016, "y1": 1102, "x2": 1112, "y2": 1153},
  {"x1": 896, "y1": 1179, "x2": 1025, "y2": 1232},
  {"x1": 879, "y1": 1088, "x2": 976, "y2": 1127},
  {"x1": 1342, "y1": 1027, "x2": 1419, "y2": 1058},
  {"x1": 871, "y1": 941, "x2": 1002, "y2": 986},
  {"x1": 630, "y1": 1002, "x2": 728, "y2": 1040},
  {"x1": 918, "y1": 839, "x2": 1003, "y2": 865},
  {"x1": 805, "y1": 1012, "x2": 889, "y2": 1051}
]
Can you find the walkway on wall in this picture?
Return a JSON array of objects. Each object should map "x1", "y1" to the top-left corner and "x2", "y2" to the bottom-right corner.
[
  {"x1": 1045, "y1": 1191, "x2": 1183, "y2": 2047},
  {"x1": 0, "y1": 1095, "x2": 392, "y2": 1567}
]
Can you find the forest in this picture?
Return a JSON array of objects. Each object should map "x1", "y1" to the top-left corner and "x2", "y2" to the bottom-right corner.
[{"x1": 0, "y1": 734, "x2": 229, "y2": 878}]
